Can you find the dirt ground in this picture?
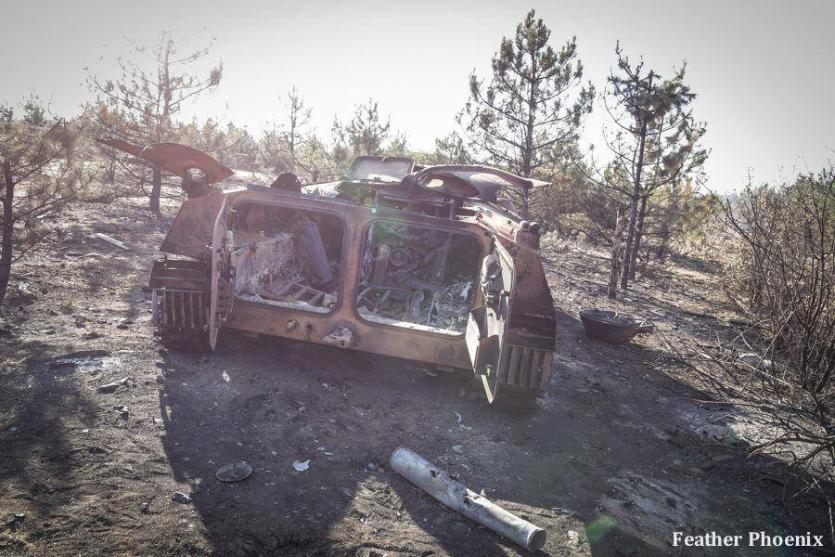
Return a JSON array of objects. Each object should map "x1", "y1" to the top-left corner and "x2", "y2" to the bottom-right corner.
[{"x1": 0, "y1": 191, "x2": 831, "y2": 556}]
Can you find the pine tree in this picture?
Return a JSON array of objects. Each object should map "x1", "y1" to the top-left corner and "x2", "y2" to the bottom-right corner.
[
  {"x1": 86, "y1": 33, "x2": 222, "y2": 213},
  {"x1": 433, "y1": 132, "x2": 472, "y2": 165},
  {"x1": 331, "y1": 99, "x2": 393, "y2": 173},
  {"x1": 260, "y1": 87, "x2": 313, "y2": 174},
  {"x1": 343, "y1": 99, "x2": 391, "y2": 156},
  {"x1": 459, "y1": 9, "x2": 593, "y2": 216},
  {"x1": 0, "y1": 99, "x2": 86, "y2": 307},
  {"x1": 597, "y1": 43, "x2": 707, "y2": 289}
]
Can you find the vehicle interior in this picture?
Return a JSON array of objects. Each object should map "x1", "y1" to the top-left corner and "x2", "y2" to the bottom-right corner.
[
  {"x1": 230, "y1": 203, "x2": 344, "y2": 313},
  {"x1": 356, "y1": 221, "x2": 481, "y2": 334}
]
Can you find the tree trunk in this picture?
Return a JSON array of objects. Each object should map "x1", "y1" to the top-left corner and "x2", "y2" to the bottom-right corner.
[
  {"x1": 150, "y1": 41, "x2": 171, "y2": 216},
  {"x1": 608, "y1": 209, "x2": 624, "y2": 299},
  {"x1": 517, "y1": 49, "x2": 538, "y2": 221},
  {"x1": 518, "y1": 191, "x2": 530, "y2": 219},
  {"x1": 150, "y1": 164, "x2": 162, "y2": 214},
  {"x1": 620, "y1": 195, "x2": 639, "y2": 289},
  {"x1": 621, "y1": 120, "x2": 648, "y2": 290},
  {"x1": 620, "y1": 72, "x2": 655, "y2": 290},
  {"x1": 628, "y1": 194, "x2": 649, "y2": 280},
  {"x1": 0, "y1": 162, "x2": 15, "y2": 308}
]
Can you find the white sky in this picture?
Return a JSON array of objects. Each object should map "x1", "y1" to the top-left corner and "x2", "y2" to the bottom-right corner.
[{"x1": 3, "y1": 0, "x2": 834, "y2": 191}]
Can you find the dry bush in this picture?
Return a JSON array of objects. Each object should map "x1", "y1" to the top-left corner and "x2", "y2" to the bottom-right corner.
[
  {"x1": 530, "y1": 176, "x2": 622, "y2": 242},
  {"x1": 532, "y1": 173, "x2": 718, "y2": 277},
  {"x1": 0, "y1": 101, "x2": 90, "y2": 307},
  {"x1": 702, "y1": 169, "x2": 835, "y2": 534},
  {"x1": 725, "y1": 173, "x2": 835, "y2": 390}
]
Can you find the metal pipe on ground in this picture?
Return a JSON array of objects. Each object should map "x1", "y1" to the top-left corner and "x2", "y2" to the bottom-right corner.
[{"x1": 389, "y1": 446, "x2": 546, "y2": 551}]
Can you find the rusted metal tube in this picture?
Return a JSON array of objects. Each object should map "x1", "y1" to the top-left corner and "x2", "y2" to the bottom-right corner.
[
  {"x1": 296, "y1": 218, "x2": 333, "y2": 285},
  {"x1": 389, "y1": 447, "x2": 545, "y2": 551}
]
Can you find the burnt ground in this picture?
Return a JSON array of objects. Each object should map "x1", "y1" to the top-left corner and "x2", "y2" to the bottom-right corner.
[{"x1": 0, "y1": 191, "x2": 831, "y2": 556}]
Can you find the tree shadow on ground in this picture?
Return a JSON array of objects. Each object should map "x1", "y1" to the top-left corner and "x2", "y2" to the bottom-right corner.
[{"x1": 0, "y1": 337, "x2": 104, "y2": 536}]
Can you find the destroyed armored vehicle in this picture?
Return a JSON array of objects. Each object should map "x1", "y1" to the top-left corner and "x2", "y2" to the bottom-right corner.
[{"x1": 102, "y1": 140, "x2": 556, "y2": 403}]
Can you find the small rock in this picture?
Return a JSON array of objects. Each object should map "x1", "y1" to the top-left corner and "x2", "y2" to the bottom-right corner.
[
  {"x1": 172, "y1": 491, "x2": 192, "y2": 504},
  {"x1": 452, "y1": 445, "x2": 464, "y2": 454},
  {"x1": 738, "y1": 352, "x2": 771, "y2": 368},
  {"x1": 96, "y1": 377, "x2": 132, "y2": 393},
  {"x1": 4, "y1": 512, "x2": 25, "y2": 531},
  {"x1": 12, "y1": 283, "x2": 35, "y2": 305},
  {"x1": 293, "y1": 459, "x2": 310, "y2": 472},
  {"x1": 5, "y1": 512, "x2": 25, "y2": 523}
]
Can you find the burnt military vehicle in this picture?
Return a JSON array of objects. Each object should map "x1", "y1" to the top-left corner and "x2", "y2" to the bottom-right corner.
[{"x1": 102, "y1": 140, "x2": 556, "y2": 404}]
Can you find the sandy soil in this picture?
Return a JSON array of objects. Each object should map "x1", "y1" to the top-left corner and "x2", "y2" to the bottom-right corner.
[{"x1": 0, "y1": 192, "x2": 830, "y2": 556}]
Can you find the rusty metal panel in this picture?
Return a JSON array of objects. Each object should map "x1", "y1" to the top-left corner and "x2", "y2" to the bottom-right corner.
[
  {"x1": 98, "y1": 139, "x2": 233, "y2": 183},
  {"x1": 208, "y1": 196, "x2": 231, "y2": 350},
  {"x1": 159, "y1": 189, "x2": 226, "y2": 261}
]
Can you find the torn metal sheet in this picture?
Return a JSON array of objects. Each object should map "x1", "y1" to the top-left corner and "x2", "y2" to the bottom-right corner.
[{"x1": 99, "y1": 138, "x2": 233, "y2": 184}]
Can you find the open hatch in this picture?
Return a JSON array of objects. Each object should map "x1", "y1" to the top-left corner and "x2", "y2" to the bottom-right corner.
[{"x1": 466, "y1": 239, "x2": 515, "y2": 403}]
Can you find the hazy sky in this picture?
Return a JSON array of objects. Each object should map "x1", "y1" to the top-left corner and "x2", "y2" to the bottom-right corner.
[{"x1": 3, "y1": 0, "x2": 834, "y2": 191}]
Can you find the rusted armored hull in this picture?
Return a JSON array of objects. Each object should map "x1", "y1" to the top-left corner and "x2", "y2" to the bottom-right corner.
[{"x1": 111, "y1": 141, "x2": 556, "y2": 403}]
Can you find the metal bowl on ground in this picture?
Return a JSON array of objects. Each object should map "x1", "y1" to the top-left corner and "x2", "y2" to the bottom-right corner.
[{"x1": 579, "y1": 309, "x2": 647, "y2": 344}]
